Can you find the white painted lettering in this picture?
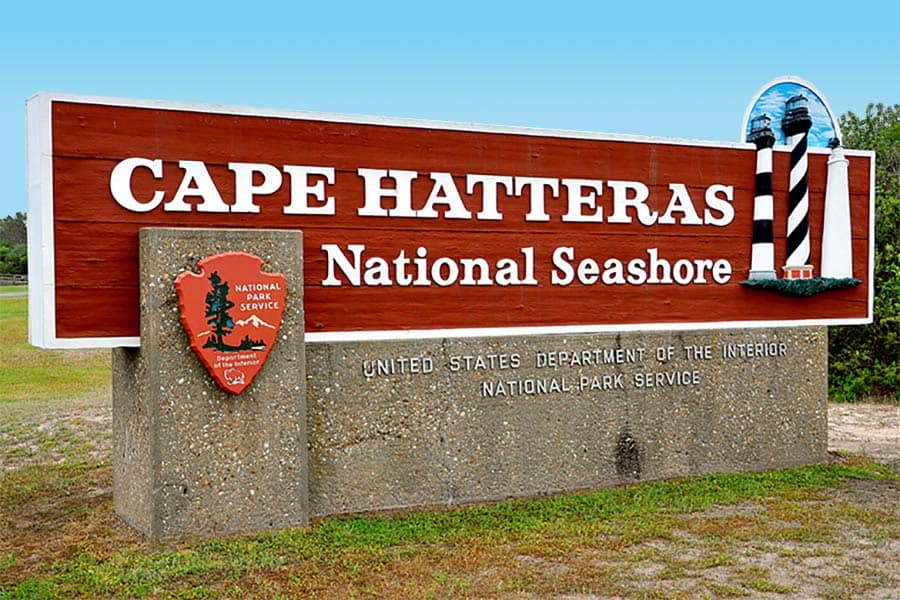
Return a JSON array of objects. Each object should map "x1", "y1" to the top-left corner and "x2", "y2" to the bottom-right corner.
[
  {"x1": 282, "y1": 165, "x2": 335, "y2": 215},
  {"x1": 356, "y1": 169, "x2": 418, "y2": 217},
  {"x1": 228, "y1": 162, "x2": 282, "y2": 214},
  {"x1": 166, "y1": 160, "x2": 230, "y2": 213},
  {"x1": 514, "y1": 177, "x2": 557, "y2": 222},
  {"x1": 606, "y1": 180, "x2": 656, "y2": 225},
  {"x1": 321, "y1": 243, "x2": 364, "y2": 286},
  {"x1": 704, "y1": 184, "x2": 735, "y2": 226},
  {"x1": 418, "y1": 173, "x2": 472, "y2": 219},
  {"x1": 466, "y1": 174, "x2": 512, "y2": 221},
  {"x1": 659, "y1": 183, "x2": 703, "y2": 225},
  {"x1": 110, "y1": 158, "x2": 165, "y2": 212},
  {"x1": 561, "y1": 179, "x2": 604, "y2": 222},
  {"x1": 551, "y1": 247, "x2": 575, "y2": 285}
]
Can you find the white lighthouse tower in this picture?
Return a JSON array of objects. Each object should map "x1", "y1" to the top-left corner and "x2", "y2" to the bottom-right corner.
[{"x1": 820, "y1": 138, "x2": 853, "y2": 279}]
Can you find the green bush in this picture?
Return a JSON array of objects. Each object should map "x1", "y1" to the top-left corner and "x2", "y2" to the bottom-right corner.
[{"x1": 0, "y1": 239, "x2": 27, "y2": 274}]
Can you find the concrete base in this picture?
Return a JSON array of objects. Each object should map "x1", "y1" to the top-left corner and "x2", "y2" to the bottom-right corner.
[
  {"x1": 113, "y1": 228, "x2": 307, "y2": 541},
  {"x1": 112, "y1": 228, "x2": 827, "y2": 538},
  {"x1": 306, "y1": 328, "x2": 827, "y2": 517}
]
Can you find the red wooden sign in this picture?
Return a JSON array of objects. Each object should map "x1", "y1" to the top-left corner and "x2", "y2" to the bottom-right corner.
[
  {"x1": 26, "y1": 94, "x2": 874, "y2": 348},
  {"x1": 175, "y1": 252, "x2": 286, "y2": 394}
]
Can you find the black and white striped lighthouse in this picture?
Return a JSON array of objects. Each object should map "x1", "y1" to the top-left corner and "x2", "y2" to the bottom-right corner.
[
  {"x1": 781, "y1": 94, "x2": 814, "y2": 279},
  {"x1": 747, "y1": 114, "x2": 777, "y2": 280}
]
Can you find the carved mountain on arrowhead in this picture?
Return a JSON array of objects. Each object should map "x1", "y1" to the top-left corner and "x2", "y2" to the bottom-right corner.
[
  {"x1": 235, "y1": 314, "x2": 276, "y2": 329},
  {"x1": 194, "y1": 314, "x2": 275, "y2": 339}
]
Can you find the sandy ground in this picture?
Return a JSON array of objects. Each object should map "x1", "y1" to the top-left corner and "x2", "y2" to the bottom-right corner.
[{"x1": 828, "y1": 402, "x2": 900, "y2": 468}]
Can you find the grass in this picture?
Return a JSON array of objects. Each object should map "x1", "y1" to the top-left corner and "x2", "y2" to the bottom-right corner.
[
  {"x1": 1, "y1": 291, "x2": 898, "y2": 598},
  {"x1": 0, "y1": 460, "x2": 896, "y2": 599},
  {"x1": 0, "y1": 296, "x2": 110, "y2": 408},
  {"x1": 0, "y1": 460, "x2": 97, "y2": 509}
]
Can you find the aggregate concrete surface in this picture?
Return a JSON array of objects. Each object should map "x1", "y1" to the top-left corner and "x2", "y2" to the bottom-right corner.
[
  {"x1": 306, "y1": 328, "x2": 829, "y2": 519},
  {"x1": 6, "y1": 402, "x2": 898, "y2": 474}
]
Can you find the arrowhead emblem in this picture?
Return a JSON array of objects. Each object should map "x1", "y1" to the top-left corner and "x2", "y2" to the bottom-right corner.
[{"x1": 175, "y1": 252, "x2": 286, "y2": 395}]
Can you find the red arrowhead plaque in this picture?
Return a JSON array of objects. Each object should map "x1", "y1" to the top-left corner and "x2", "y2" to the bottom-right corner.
[{"x1": 175, "y1": 252, "x2": 286, "y2": 395}]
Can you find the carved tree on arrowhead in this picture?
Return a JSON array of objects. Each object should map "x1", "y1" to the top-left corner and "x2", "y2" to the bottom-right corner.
[{"x1": 203, "y1": 271, "x2": 236, "y2": 351}]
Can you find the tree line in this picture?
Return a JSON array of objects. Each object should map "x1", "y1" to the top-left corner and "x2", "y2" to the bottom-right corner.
[{"x1": 0, "y1": 212, "x2": 26, "y2": 274}]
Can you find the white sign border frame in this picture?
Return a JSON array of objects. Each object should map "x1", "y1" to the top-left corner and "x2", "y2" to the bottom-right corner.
[{"x1": 26, "y1": 92, "x2": 875, "y2": 349}]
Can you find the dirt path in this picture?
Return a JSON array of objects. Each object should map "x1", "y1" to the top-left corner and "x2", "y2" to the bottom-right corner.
[{"x1": 829, "y1": 402, "x2": 900, "y2": 468}]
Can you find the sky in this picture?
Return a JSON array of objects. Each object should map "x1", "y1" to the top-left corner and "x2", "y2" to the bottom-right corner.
[{"x1": 2, "y1": 0, "x2": 898, "y2": 218}]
